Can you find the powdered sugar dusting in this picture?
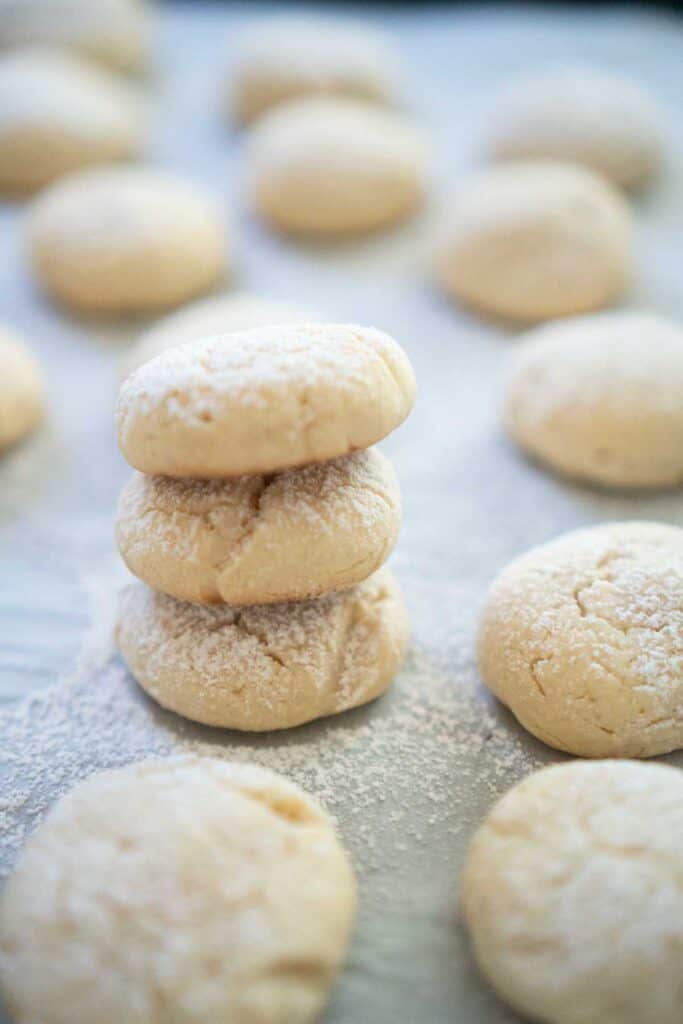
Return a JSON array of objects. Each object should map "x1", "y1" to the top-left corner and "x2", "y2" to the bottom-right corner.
[
  {"x1": 116, "y1": 568, "x2": 407, "y2": 731},
  {"x1": 0, "y1": 566, "x2": 544, "y2": 908},
  {"x1": 116, "y1": 448, "x2": 401, "y2": 604},
  {"x1": 117, "y1": 323, "x2": 414, "y2": 420}
]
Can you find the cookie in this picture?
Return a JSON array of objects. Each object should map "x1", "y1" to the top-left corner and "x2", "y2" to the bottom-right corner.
[
  {"x1": 230, "y1": 16, "x2": 397, "y2": 124},
  {"x1": 462, "y1": 760, "x2": 683, "y2": 1024},
  {"x1": 504, "y1": 312, "x2": 683, "y2": 488},
  {"x1": 0, "y1": 326, "x2": 43, "y2": 449},
  {"x1": 122, "y1": 292, "x2": 318, "y2": 378},
  {"x1": 434, "y1": 161, "x2": 632, "y2": 322},
  {"x1": 116, "y1": 449, "x2": 401, "y2": 605},
  {"x1": 116, "y1": 570, "x2": 408, "y2": 731},
  {"x1": 246, "y1": 97, "x2": 429, "y2": 236},
  {"x1": 0, "y1": 48, "x2": 143, "y2": 195},
  {"x1": 478, "y1": 521, "x2": 683, "y2": 758},
  {"x1": 0, "y1": 756, "x2": 356, "y2": 1024},
  {"x1": 28, "y1": 166, "x2": 226, "y2": 315},
  {"x1": 486, "y1": 65, "x2": 666, "y2": 190},
  {"x1": 117, "y1": 323, "x2": 416, "y2": 477},
  {"x1": 0, "y1": 0, "x2": 152, "y2": 74}
]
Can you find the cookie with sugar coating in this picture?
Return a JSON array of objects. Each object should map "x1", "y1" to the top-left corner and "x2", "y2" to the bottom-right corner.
[
  {"x1": 461, "y1": 760, "x2": 683, "y2": 1024},
  {"x1": 0, "y1": 0, "x2": 152, "y2": 74},
  {"x1": 478, "y1": 520, "x2": 683, "y2": 758},
  {"x1": 0, "y1": 326, "x2": 43, "y2": 449},
  {"x1": 28, "y1": 166, "x2": 227, "y2": 315},
  {"x1": 0, "y1": 48, "x2": 144, "y2": 195},
  {"x1": 0, "y1": 756, "x2": 356, "y2": 1024},
  {"x1": 117, "y1": 323, "x2": 416, "y2": 478},
  {"x1": 230, "y1": 16, "x2": 397, "y2": 124},
  {"x1": 504, "y1": 312, "x2": 683, "y2": 488},
  {"x1": 117, "y1": 570, "x2": 408, "y2": 731},
  {"x1": 122, "y1": 292, "x2": 319, "y2": 378},
  {"x1": 486, "y1": 65, "x2": 666, "y2": 190},
  {"x1": 246, "y1": 96, "x2": 429, "y2": 237},
  {"x1": 116, "y1": 448, "x2": 401, "y2": 605},
  {"x1": 434, "y1": 161, "x2": 632, "y2": 322}
]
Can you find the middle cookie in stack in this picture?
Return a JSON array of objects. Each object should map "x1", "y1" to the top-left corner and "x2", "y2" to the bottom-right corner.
[{"x1": 115, "y1": 322, "x2": 415, "y2": 732}]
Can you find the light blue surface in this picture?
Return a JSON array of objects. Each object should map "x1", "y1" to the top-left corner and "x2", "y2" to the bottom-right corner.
[{"x1": 1, "y1": 3, "x2": 683, "y2": 1021}]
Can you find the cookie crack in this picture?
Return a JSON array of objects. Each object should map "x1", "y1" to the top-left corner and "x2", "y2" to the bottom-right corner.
[
  {"x1": 529, "y1": 655, "x2": 551, "y2": 697},
  {"x1": 212, "y1": 474, "x2": 277, "y2": 576},
  {"x1": 231, "y1": 611, "x2": 288, "y2": 671}
]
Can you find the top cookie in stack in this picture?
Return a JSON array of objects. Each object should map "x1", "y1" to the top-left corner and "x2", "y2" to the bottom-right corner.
[
  {"x1": 116, "y1": 322, "x2": 415, "y2": 606},
  {"x1": 114, "y1": 323, "x2": 414, "y2": 733}
]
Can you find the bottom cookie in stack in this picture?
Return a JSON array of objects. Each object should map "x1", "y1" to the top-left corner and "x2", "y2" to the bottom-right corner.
[{"x1": 116, "y1": 569, "x2": 408, "y2": 732}]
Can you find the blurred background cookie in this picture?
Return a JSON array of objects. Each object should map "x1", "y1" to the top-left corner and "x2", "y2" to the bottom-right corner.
[
  {"x1": 28, "y1": 166, "x2": 227, "y2": 315},
  {"x1": 0, "y1": 325, "x2": 43, "y2": 450},
  {"x1": 485, "y1": 65, "x2": 666, "y2": 190},
  {"x1": 0, "y1": 48, "x2": 144, "y2": 196},
  {"x1": 0, "y1": 0, "x2": 153, "y2": 74},
  {"x1": 434, "y1": 161, "x2": 632, "y2": 322},
  {"x1": 246, "y1": 96, "x2": 429, "y2": 237},
  {"x1": 230, "y1": 15, "x2": 398, "y2": 125},
  {"x1": 504, "y1": 312, "x2": 683, "y2": 488}
]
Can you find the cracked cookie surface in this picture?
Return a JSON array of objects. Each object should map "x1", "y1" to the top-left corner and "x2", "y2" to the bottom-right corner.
[
  {"x1": 116, "y1": 568, "x2": 408, "y2": 730},
  {"x1": 477, "y1": 521, "x2": 683, "y2": 757},
  {"x1": 0, "y1": 756, "x2": 356, "y2": 1024},
  {"x1": 116, "y1": 448, "x2": 400, "y2": 605},
  {"x1": 461, "y1": 760, "x2": 683, "y2": 1024}
]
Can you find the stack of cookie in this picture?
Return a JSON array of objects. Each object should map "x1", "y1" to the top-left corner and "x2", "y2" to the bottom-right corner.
[{"x1": 114, "y1": 322, "x2": 415, "y2": 732}]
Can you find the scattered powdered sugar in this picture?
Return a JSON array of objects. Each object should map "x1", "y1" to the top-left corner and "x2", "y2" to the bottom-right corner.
[{"x1": 0, "y1": 563, "x2": 545, "y2": 913}]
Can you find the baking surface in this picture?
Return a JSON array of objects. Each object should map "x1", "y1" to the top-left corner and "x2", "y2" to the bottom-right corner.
[{"x1": 2, "y1": 2, "x2": 683, "y2": 1021}]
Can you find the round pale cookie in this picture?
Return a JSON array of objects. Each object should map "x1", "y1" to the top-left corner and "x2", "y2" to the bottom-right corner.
[
  {"x1": 434, "y1": 161, "x2": 632, "y2": 322},
  {"x1": 28, "y1": 166, "x2": 227, "y2": 315},
  {"x1": 117, "y1": 323, "x2": 416, "y2": 478},
  {"x1": 0, "y1": 756, "x2": 356, "y2": 1024},
  {"x1": 461, "y1": 760, "x2": 683, "y2": 1024},
  {"x1": 486, "y1": 66, "x2": 666, "y2": 191},
  {"x1": 0, "y1": 0, "x2": 152, "y2": 74},
  {"x1": 504, "y1": 312, "x2": 683, "y2": 488},
  {"x1": 478, "y1": 521, "x2": 683, "y2": 758},
  {"x1": 230, "y1": 16, "x2": 397, "y2": 125},
  {"x1": 117, "y1": 570, "x2": 408, "y2": 731},
  {"x1": 0, "y1": 49, "x2": 143, "y2": 195},
  {"x1": 116, "y1": 448, "x2": 401, "y2": 605},
  {"x1": 0, "y1": 326, "x2": 43, "y2": 449},
  {"x1": 122, "y1": 292, "x2": 319, "y2": 378},
  {"x1": 246, "y1": 97, "x2": 429, "y2": 237}
]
